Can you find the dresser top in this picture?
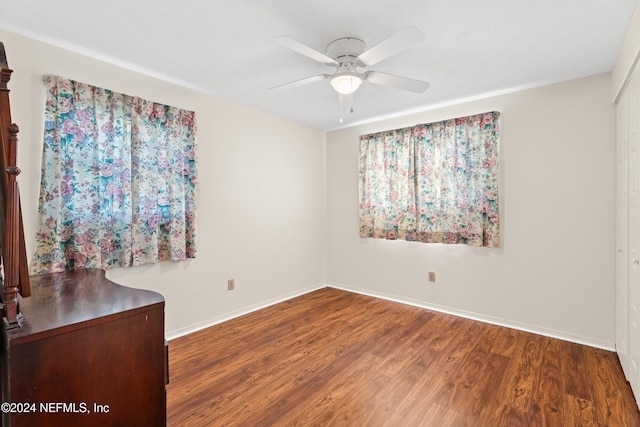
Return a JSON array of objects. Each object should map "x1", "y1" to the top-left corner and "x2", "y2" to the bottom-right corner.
[{"x1": 7, "y1": 268, "x2": 164, "y2": 344}]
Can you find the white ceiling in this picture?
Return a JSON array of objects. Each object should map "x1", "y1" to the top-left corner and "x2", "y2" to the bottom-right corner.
[{"x1": 0, "y1": 0, "x2": 636, "y2": 131}]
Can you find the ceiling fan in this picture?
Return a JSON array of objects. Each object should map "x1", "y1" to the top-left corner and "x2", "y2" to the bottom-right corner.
[{"x1": 270, "y1": 27, "x2": 430, "y2": 122}]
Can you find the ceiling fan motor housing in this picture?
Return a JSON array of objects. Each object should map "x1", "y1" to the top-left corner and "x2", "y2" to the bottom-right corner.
[{"x1": 326, "y1": 37, "x2": 367, "y2": 66}]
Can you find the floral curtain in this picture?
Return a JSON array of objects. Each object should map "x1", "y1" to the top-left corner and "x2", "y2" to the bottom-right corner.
[
  {"x1": 359, "y1": 111, "x2": 500, "y2": 247},
  {"x1": 31, "y1": 75, "x2": 197, "y2": 274}
]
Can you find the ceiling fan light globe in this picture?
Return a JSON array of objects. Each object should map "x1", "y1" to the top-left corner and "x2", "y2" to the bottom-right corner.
[{"x1": 330, "y1": 74, "x2": 363, "y2": 95}]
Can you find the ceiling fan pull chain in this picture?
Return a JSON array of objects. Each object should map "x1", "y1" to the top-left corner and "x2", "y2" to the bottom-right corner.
[{"x1": 339, "y1": 93, "x2": 344, "y2": 123}]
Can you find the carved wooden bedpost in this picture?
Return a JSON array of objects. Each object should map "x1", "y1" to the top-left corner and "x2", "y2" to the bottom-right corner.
[{"x1": 0, "y1": 42, "x2": 31, "y2": 328}]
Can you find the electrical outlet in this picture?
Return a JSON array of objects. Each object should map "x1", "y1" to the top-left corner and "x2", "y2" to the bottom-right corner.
[
  {"x1": 428, "y1": 271, "x2": 436, "y2": 283},
  {"x1": 227, "y1": 279, "x2": 235, "y2": 291}
]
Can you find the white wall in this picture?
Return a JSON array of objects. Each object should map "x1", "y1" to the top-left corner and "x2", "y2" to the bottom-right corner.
[
  {"x1": 0, "y1": 29, "x2": 327, "y2": 339},
  {"x1": 326, "y1": 73, "x2": 616, "y2": 349}
]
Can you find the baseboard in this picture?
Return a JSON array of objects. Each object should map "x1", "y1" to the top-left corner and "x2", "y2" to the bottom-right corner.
[
  {"x1": 165, "y1": 283, "x2": 326, "y2": 341},
  {"x1": 327, "y1": 281, "x2": 616, "y2": 352}
]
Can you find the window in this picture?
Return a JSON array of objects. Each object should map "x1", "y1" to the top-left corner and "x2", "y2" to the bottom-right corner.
[
  {"x1": 31, "y1": 76, "x2": 198, "y2": 274},
  {"x1": 358, "y1": 111, "x2": 500, "y2": 247}
]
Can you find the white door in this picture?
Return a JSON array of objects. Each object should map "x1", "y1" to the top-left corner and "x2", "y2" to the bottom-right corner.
[
  {"x1": 617, "y1": 80, "x2": 630, "y2": 379},
  {"x1": 627, "y1": 69, "x2": 640, "y2": 398}
]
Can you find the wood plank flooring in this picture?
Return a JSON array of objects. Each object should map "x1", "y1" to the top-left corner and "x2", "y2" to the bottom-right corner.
[{"x1": 166, "y1": 288, "x2": 640, "y2": 426}]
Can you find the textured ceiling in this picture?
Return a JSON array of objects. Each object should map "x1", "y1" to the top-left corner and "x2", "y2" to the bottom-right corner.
[{"x1": 0, "y1": 0, "x2": 636, "y2": 130}]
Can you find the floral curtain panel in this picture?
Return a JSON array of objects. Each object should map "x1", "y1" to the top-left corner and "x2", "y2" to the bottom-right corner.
[
  {"x1": 31, "y1": 75, "x2": 197, "y2": 274},
  {"x1": 359, "y1": 111, "x2": 500, "y2": 247}
]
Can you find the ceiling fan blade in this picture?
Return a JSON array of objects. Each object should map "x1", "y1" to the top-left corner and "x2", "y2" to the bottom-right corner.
[
  {"x1": 358, "y1": 27, "x2": 425, "y2": 67},
  {"x1": 268, "y1": 74, "x2": 329, "y2": 93},
  {"x1": 273, "y1": 36, "x2": 337, "y2": 66},
  {"x1": 365, "y1": 71, "x2": 430, "y2": 93}
]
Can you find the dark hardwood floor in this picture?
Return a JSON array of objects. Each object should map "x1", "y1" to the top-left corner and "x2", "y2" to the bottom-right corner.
[{"x1": 166, "y1": 288, "x2": 640, "y2": 426}]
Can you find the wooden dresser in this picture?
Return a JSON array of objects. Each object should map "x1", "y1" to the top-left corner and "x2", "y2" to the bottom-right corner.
[{"x1": 2, "y1": 269, "x2": 168, "y2": 426}]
